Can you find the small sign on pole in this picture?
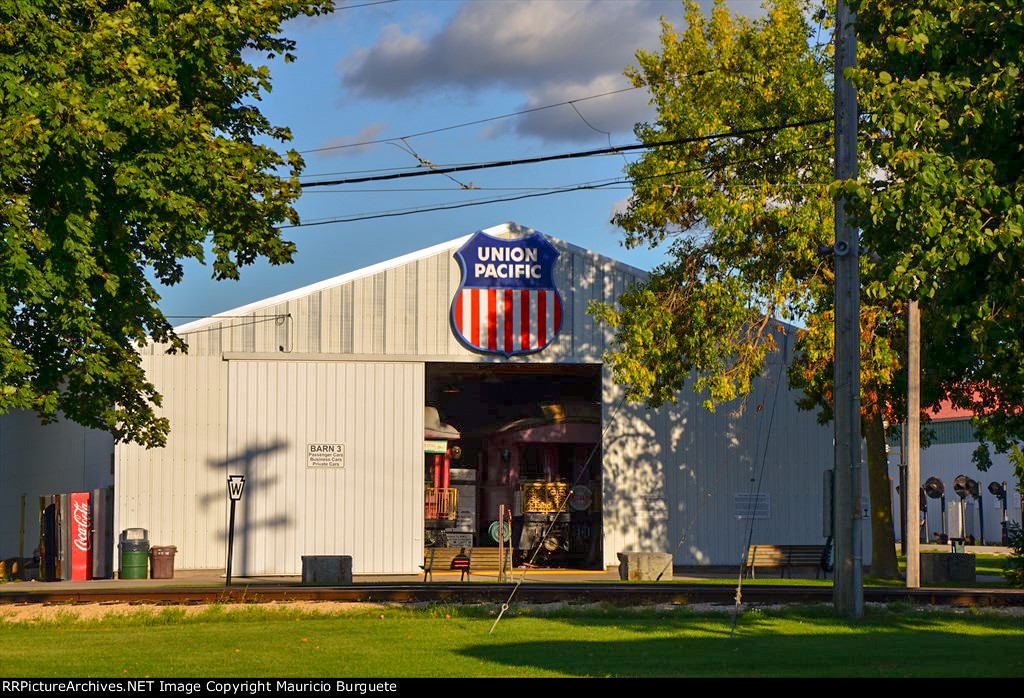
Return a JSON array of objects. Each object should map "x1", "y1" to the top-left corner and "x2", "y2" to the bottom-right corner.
[{"x1": 226, "y1": 475, "x2": 245, "y2": 586}]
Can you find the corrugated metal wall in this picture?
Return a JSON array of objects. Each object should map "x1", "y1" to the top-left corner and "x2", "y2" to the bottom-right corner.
[
  {"x1": 0, "y1": 412, "x2": 113, "y2": 559},
  {"x1": 600, "y1": 338, "x2": 838, "y2": 568},
  {"x1": 154, "y1": 226, "x2": 646, "y2": 363},
  {"x1": 887, "y1": 442, "x2": 1023, "y2": 542},
  {"x1": 114, "y1": 355, "x2": 228, "y2": 570},
  {"x1": 226, "y1": 361, "x2": 424, "y2": 575}
]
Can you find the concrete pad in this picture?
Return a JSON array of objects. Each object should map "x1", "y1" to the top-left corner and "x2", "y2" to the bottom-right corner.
[
  {"x1": 301, "y1": 556, "x2": 353, "y2": 585},
  {"x1": 921, "y1": 552, "x2": 976, "y2": 584}
]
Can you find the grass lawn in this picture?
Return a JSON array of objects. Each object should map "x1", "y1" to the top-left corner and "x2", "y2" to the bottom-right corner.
[{"x1": 1, "y1": 604, "x2": 1021, "y2": 678}]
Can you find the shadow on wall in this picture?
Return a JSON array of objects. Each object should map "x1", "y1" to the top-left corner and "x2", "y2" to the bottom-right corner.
[
  {"x1": 602, "y1": 339, "x2": 799, "y2": 567},
  {"x1": 205, "y1": 439, "x2": 291, "y2": 576}
]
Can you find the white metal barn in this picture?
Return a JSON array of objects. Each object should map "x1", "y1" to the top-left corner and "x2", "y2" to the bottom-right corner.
[
  {"x1": 2, "y1": 223, "x2": 840, "y2": 576},
  {"x1": 887, "y1": 419, "x2": 1023, "y2": 544}
]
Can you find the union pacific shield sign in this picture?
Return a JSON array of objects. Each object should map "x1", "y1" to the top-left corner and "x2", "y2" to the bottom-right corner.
[{"x1": 451, "y1": 231, "x2": 562, "y2": 356}]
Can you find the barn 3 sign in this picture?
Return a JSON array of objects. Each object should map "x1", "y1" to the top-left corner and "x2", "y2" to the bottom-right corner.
[{"x1": 450, "y1": 231, "x2": 562, "y2": 356}]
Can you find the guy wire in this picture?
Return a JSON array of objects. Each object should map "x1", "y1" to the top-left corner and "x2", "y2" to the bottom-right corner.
[{"x1": 489, "y1": 392, "x2": 628, "y2": 635}]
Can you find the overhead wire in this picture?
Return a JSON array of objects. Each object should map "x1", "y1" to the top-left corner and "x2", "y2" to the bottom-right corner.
[
  {"x1": 300, "y1": 185, "x2": 635, "y2": 193},
  {"x1": 297, "y1": 155, "x2": 627, "y2": 181},
  {"x1": 300, "y1": 68, "x2": 722, "y2": 157},
  {"x1": 299, "y1": 85, "x2": 645, "y2": 155},
  {"x1": 281, "y1": 143, "x2": 831, "y2": 228},
  {"x1": 299, "y1": 182, "x2": 829, "y2": 194},
  {"x1": 298, "y1": 116, "x2": 832, "y2": 187},
  {"x1": 730, "y1": 331, "x2": 790, "y2": 638},
  {"x1": 568, "y1": 100, "x2": 630, "y2": 167},
  {"x1": 337, "y1": 0, "x2": 400, "y2": 10},
  {"x1": 489, "y1": 393, "x2": 628, "y2": 636},
  {"x1": 173, "y1": 314, "x2": 290, "y2": 335}
]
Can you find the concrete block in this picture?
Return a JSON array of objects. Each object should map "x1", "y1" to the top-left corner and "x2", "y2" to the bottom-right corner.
[
  {"x1": 301, "y1": 555, "x2": 353, "y2": 585},
  {"x1": 921, "y1": 552, "x2": 976, "y2": 584},
  {"x1": 617, "y1": 551, "x2": 673, "y2": 581}
]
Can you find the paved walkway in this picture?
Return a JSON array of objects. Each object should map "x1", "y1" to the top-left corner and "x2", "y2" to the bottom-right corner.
[
  {"x1": 1, "y1": 543, "x2": 1012, "y2": 593},
  {"x1": 1, "y1": 567, "x2": 631, "y2": 592}
]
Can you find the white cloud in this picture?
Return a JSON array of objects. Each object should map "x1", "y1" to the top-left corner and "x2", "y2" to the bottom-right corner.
[
  {"x1": 610, "y1": 194, "x2": 633, "y2": 222},
  {"x1": 336, "y1": 1, "x2": 768, "y2": 144},
  {"x1": 313, "y1": 122, "x2": 388, "y2": 157},
  {"x1": 337, "y1": 0, "x2": 690, "y2": 141},
  {"x1": 340, "y1": 1, "x2": 668, "y2": 94},
  {"x1": 502, "y1": 75, "x2": 654, "y2": 143}
]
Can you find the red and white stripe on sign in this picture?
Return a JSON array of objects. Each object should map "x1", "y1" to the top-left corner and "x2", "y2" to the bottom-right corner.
[{"x1": 454, "y1": 288, "x2": 562, "y2": 353}]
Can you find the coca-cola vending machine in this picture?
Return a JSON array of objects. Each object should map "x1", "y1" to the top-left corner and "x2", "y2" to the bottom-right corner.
[{"x1": 70, "y1": 491, "x2": 92, "y2": 581}]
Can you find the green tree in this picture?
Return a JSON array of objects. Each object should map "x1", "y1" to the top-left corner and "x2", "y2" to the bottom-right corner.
[
  {"x1": 597, "y1": 0, "x2": 1024, "y2": 576},
  {"x1": 591, "y1": 0, "x2": 911, "y2": 577},
  {"x1": 847, "y1": 0, "x2": 1024, "y2": 471},
  {"x1": 0, "y1": 0, "x2": 332, "y2": 447}
]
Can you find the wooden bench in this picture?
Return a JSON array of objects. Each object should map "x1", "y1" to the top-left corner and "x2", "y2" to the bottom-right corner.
[
  {"x1": 746, "y1": 544, "x2": 828, "y2": 579},
  {"x1": 421, "y1": 547, "x2": 507, "y2": 581}
]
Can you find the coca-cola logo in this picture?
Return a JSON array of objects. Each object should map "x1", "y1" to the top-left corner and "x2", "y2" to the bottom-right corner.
[{"x1": 72, "y1": 501, "x2": 91, "y2": 552}]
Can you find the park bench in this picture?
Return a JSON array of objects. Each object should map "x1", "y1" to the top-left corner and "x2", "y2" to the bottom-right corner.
[
  {"x1": 746, "y1": 544, "x2": 829, "y2": 579},
  {"x1": 421, "y1": 547, "x2": 507, "y2": 581}
]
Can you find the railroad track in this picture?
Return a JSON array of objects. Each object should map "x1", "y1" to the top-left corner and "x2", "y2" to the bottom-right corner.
[{"x1": 2, "y1": 583, "x2": 1022, "y2": 607}]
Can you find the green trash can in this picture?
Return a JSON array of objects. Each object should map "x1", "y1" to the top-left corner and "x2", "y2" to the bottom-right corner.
[{"x1": 119, "y1": 531, "x2": 150, "y2": 580}]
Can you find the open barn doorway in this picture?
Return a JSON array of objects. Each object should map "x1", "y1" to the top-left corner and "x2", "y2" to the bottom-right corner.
[{"x1": 424, "y1": 362, "x2": 602, "y2": 569}]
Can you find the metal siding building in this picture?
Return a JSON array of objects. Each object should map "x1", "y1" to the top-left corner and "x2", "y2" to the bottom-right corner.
[
  {"x1": 886, "y1": 427, "x2": 1023, "y2": 543},
  {"x1": 3, "y1": 222, "x2": 838, "y2": 573},
  {"x1": 111, "y1": 223, "x2": 837, "y2": 574},
  {"x1": 0, "y1": 412, "x2": 113, "y2": 562}
]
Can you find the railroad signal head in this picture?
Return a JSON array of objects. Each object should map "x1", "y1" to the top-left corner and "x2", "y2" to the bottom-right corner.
[
  {"x1": 966, "y1": 478, "x2": 980, "y2": 499},
  {"x1": 950, "y1": 472, "x2": 974, "y2": 499},
  {"x1": 924, "y1": 477, "x2": 944, "y2": 499}
]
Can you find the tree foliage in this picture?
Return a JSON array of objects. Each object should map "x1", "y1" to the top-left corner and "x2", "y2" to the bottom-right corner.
[
  {"x1": 592, "y1": 0, "x2": 835, "y2": 411},
  {"x1": 591, "y1": 0, "x2": 881, "y2": 577},
  {"x1": 595, "y1": 0, "x2": 1023, "y2": 575},
  {"x1": 0, "y1": 0, "x2": 332, "y2": 447},
  {"x1": 847, "y1": 0, "x2": 1024, "y2": 468}
]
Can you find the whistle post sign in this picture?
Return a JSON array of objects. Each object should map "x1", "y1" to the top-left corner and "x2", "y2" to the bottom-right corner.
[
  {"x1": 226, "y1": 475, "x2": 245, "y2": 585},
  {"x1": 451, "y1": 230, "x2": 562, "y2": 356},
  {"x1": 228, "y1": 475, "x2": 246, "y2": 501}
]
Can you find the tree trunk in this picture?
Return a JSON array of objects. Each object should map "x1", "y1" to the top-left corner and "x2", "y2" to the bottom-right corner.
[{"x1": 864, "y1": 407, "x2": 900, "y2": 579}]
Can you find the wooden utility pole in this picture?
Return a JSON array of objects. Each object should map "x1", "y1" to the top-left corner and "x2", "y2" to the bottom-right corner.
[
  {"x1": 906, "y1": 300, "x2": 921, "y2": 587},
  {"x1": 833, "y1": 0, "x2": 864, "y2": 618}
]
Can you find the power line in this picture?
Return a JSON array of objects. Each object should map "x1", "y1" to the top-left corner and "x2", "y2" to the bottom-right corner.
[
  {"x1": 293, "y1": 145, "x2": 828, "y2": 225},
  {"x1": 175, "y1": 314, "x2": 290, "y2": 335},
  {"x1": 299, "y1": 163, "x2": 435, "y2": 179},
  {"x1": 283, "y1": 144, "x2": 830, "y2": 228},
  {"x1": 299, "y1": 182, "x2": 828, "y2": 194},
  {"x1": 301, "y1": 69, "x2": 721, "y2": 156},
  {"x1": 299, "y1": 116, "x2": 832, "y2": 187},
  {"x1": 338, "y1": 0, "x2": 399, "y2": 10},
  {"x1": 298, "y1": 156, "x2": 590, "y2": 180},
  {"x1": 301, "y1": 185, "x2": 634, "y2": 193},
  {"x1": 299, "y1": 85, "x2": 644, "y2": 154},
  {"x1": 166, "y1": 314, "x2": 289, "y2": 319},
  {"x1": 731, "y1": 332, "x2": 789, "y2": 637}
]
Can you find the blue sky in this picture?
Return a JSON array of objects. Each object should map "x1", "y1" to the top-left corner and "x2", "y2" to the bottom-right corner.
[{"x1": 159, "y1": 0, "x2": 768, "y2": 321}]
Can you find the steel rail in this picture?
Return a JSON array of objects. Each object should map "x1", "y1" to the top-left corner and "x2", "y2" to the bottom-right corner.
[{"x1": 2, "y1": 583, "x2": 1022, "y2": 607}]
